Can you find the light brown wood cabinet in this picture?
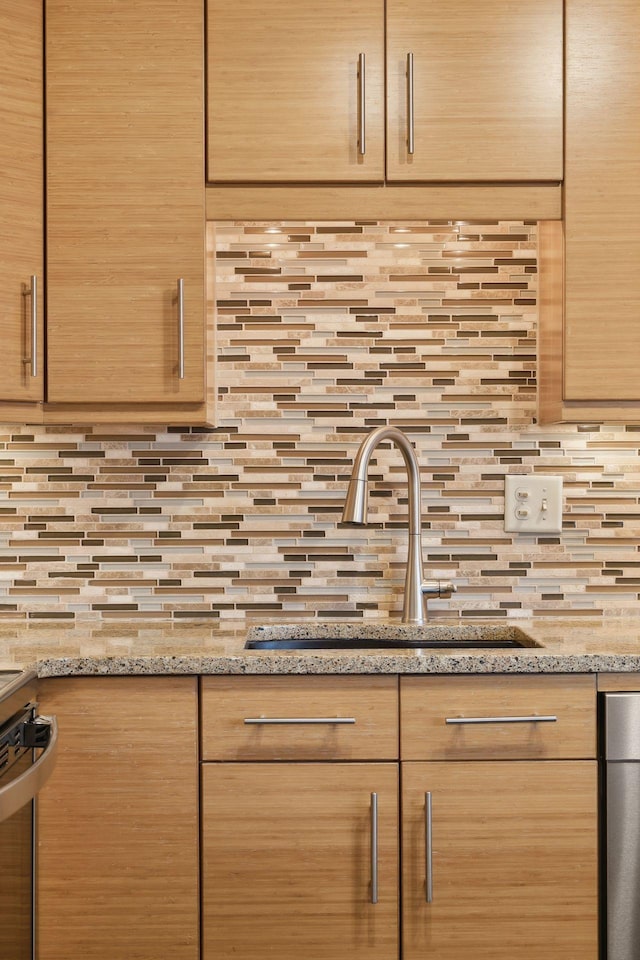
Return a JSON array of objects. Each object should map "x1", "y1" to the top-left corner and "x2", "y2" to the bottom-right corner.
[
  {"x1": 201, "y1": 676, "x2": 399, "y2": 960},
  {"x1": 46, "y1": 0, "x2": 206, "y2": 415},
  {"x1": 0, "y1": 0, "x2": 44, "y2": 405},
  {"x1": 402, "y1": 761, "x2": 598, "y2": 960},
  {"x1": 207, "y1": 0, "x2": 563, "y2": 185},
  {"x1": 207, "y1": 0, "x2": 385, "y2": 183},
  {"x1": 400, "y1": 676, "x2": 599, "y2": 960},
  {"x1": 0, "y1": 0, "x2": 211, "y2": 426},
  {"x1": 385, "y1": 0, "x2": 563, "y2": 182},
  {"x1": 400, "y1": 674, "x2": 597, "y2": 759},
  {"x1": 200, "y1": 674, "x2": 399, "y2": 760},
  {"x1": 202, "y1": 762, "x2": 399, "y2": 960},
  {"x1": 200, "y1": 674, "x2": 599, "y2": 960},
  {"x1": 539, "y1": 0, "x2": 640, "y2": 422},
  {"x1": 564, "y1": 0, "x2": 638, "y2": 405},
  {"x1": 33, "y1": 673, "x2": 600, "y2": 960},
  {"x1": 36, "y1": 676, "x2": 199, "y2": 960}
]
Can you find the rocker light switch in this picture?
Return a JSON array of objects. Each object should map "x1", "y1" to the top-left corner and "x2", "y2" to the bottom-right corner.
[{"x1": 504, "y1": 475, "x2": 563, "y2": 535}]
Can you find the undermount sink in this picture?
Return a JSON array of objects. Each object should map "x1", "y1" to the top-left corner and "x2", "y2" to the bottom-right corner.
[{"x1": 244, "y1": 623, "x2": 541, "y2": 651}]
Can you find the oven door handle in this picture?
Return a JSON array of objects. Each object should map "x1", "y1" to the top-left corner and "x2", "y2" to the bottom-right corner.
[{"x1": 0, "y1": 716, "x2": 58, "y2": 824}]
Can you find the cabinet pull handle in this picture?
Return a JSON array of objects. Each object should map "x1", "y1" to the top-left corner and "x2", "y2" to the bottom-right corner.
[
  {"x1": 243, "y1": 717, "x2": 356, "y2": 725},
  {"x1": 30, "y1": 275, "x2": 38, "y2": 378},
  {"x1": 425, "y1": 791, "x2": 433, "y2": 903},
  {"x1": 445, "y1": 715, "x2": 557, "y2": 725},
  {"x1": 371, "y1": 791, "x2": 378, "y2": 904},
  {"x1": 358, "y1": 53, "x2": 366, "y2": 155},
  {"x1": 177, "y1": 277, "x2": 185, "y2": 379},
  {"x1": 407, "y1": 52, "x2": 415, "y2": 155}
]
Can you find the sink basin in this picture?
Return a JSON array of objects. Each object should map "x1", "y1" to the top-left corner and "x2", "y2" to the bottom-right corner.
[{"x1": 244, "y1": 623, "x2": 540, "y2": 651}]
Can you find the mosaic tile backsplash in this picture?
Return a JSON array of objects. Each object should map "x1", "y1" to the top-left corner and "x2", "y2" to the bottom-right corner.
[{"x1": 1, "y1": 220, "x2": 640, "y2": 622}]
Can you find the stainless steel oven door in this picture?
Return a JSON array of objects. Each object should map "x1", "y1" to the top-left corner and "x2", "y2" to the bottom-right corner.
[
  {"x1": 0, "y1": 753, "x2": 36, "y2": 960},
  {"x1": 0, "y1": 715, "x2": 58, "y2": 823},
  {"x1": 0, "y1": 712, "x2": 58, "y2": 960}
]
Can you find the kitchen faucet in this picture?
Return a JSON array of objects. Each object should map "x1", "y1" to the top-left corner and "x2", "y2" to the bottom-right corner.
[{"x1": 342, "y1": 425, "x2": 456, "y2": 624}]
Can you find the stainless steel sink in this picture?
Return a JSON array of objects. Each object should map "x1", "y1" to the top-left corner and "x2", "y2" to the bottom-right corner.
[{"x1": 244, "y1": 623, "x2": 540, "y2": 651}]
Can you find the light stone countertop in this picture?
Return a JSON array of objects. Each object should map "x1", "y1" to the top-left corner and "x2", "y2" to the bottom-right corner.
[{"x1": 1, "y1": 616, "x2": 640, "y2": 677}]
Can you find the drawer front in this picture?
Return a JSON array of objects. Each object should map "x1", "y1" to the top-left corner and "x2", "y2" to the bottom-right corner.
[
  {"x1": 201, "y1": 675, "x2": 399, "y2": 760},
  {"x1": 598, "y1": 673, "x2": 640, "y2": 692},
  {"x1": 400, "y1": 675, "x2": 596, "y2": 760}
]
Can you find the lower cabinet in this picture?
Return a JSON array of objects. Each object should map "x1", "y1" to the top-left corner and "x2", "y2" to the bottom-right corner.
[
  {"x1": 34, "y1": 673, "x2": 600, "y2": 960},
  {"x1": 37, "y1": 677, "x2": 199, "y2": 960},
  {"x1": 402, "y1": 761, "x2": 598, "y2": 960},
  {"x1": 200, "y1": 675, "x2": 599, "y2": 960},
  {"x1": 202, "y1": 763, "x2": 399, "y2": 960}
]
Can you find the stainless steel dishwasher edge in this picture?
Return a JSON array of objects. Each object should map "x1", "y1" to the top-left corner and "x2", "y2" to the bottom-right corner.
[{"x1": 603, "y1": 692, "x2": 640, "y2": 960}]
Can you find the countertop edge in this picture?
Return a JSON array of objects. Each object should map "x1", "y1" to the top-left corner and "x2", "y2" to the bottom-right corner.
[{"x1": 31, "y1": 651, "x2": 640, "y2": 678}]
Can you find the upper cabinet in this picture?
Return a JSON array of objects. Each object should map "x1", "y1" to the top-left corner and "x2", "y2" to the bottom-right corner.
[
  {"x1": 386, "y1": 0, "x2": 563, "y2": 182},
  {"x1": 0, "y1": 0, "x2": 210, "y2": 424},
  {"x1": 0, "y1": 1, "x2": 44, "y2": 404},
  {"x1": 539, "y1": 0, "x2": 640, "y2": 423},
  {"x1": 207, "y1": 0, "x2": 563, "y2": 185},
  {"x1": 46, "y1": 0, "x2": 206, "y2": 413},
  {"x1": 207, "y1": 0, "x2": 385, "y2": 182},
  {"x1": 564, "y1": 0, "x2": 639, "y2": 402}
]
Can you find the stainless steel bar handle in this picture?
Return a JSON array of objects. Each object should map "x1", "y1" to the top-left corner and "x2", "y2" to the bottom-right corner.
[
  {"x1": 425, "y1": 791, "x2": 433, "y2": 903},
  {"x1": 445, "y1": 715, "x2": 557, "y2": 725},
  {"x1": 0, "y1": 716, "x2": 58, "y2": 824},
  {"x1": 244, "y1": 717, "x2": 356, "y2": 725},
  {"x1": 407, "y1": 52, "x2": 415, "y2": 155},
  {"x1": 30, "y1": 275, "x2": 37, "y2": 378},
  {"x1": 358, "y1": 53, "x2": 366, "y2": 156},
  {"x1": 371, "y1": 791, "x2": 378, "y2": 904},
  {"x1": 177, "y1": 277, "x2": 185, "y2": 379}
]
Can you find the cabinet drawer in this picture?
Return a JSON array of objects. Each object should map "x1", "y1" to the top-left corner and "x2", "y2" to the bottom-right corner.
[
  {"x1": 400, "y1": 675, "x2": 596, "y2": 760},
  {"x1": 201, "y1": 675, "x2": 398, "y2": 760}
]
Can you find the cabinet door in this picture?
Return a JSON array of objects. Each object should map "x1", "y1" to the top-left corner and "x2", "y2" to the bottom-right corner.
[
  {"x1": 37, "y1": 677, "x2": 199, "y2": 960},
  {"x1": 0, "y1": 0, "x2": 44, "y2": 402},
  {"x1": 386, "y1": 0, "x2": 563, "y2": 182},
  {"x1": 202, "y1": 762, "x2": 398, "y2": 960},
  {"x1": 207, "y1": 0, "x2": 385, "y2": 182},
  {"x1": 564, "y1": 0, "x2": 640, "y2": 401},
  {"x1": 46, "y1": 0, "x2": 205, "y2": 404},
  {"x1": 402, "y1": 761, "x2": 598, "y2": 960}
]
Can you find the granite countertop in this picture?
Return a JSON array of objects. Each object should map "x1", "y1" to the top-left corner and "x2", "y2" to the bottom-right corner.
[{"x1": 1, "y1": 616, "x2": 640, "y2": 676}]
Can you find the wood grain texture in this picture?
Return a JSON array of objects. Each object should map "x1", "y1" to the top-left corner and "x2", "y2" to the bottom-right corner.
[
  {"x1": 565, "y1": 0, "x2": 640, "y2": 400},
  {"x1": 386, "y1": 0, "x2": 563, "y2": 181},
  {"x1": 0, "y1": 403, "x2": 215, "y2": 427},
  {"x1": 207, "y1": 0, "x2": 385, "y2": 182},
  {"x1": 0, "y1": 0, "x2": 44, "y2": 402},
  {"x1": 46, "y1": 0, "x2": 205, "y2": 404},
  {"x1": 537, "y1": 219, "x2": 565, "y2": 424},
  {"x1": 402, "y1": 760, "x2": 599, "y2": 960},
  {"x1": 201, "y1": 675, "x2": 399, "y2": 760},
  {"x1": 0, "y1": 759, "x2": 33, "y2": 957},
  {"x1": 598, "y1": 673, "x2": 640, "y2": 691},
  {"x1": 37, "y1": 677, "x2": 199, "y2": 960},
  {"x1": 400, "y1": 675, "x2": 596, "y2": 760},
  {"x1": 202, "y1": 762, "x2": 398, "y2": 960},
  {"x1": 542, "y1": 402, "x2": 640, "y2": 423},
  {"x1": 206, "y1": 183, "x2": 562, "y2": 220}
]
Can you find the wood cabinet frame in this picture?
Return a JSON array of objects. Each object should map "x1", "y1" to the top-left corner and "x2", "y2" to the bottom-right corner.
[{"x1": 200, "y1": 674, "x2": 599, "y2": 960}]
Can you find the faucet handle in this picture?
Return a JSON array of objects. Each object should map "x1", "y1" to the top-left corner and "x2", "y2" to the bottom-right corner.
[{"x1": 422, "y1": 580, "x2": 456, "y2": 599}]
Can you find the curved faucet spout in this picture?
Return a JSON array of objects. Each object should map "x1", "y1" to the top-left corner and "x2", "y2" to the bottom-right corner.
[{"x1": 342, "y1": 426, "x2": 455, "y2": 624}]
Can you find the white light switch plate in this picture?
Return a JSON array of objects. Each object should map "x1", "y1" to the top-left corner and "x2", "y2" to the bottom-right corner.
[{"x1": 504, "y1": 475, "x2": 563, "y2": 535}]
